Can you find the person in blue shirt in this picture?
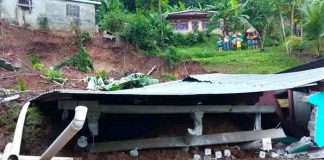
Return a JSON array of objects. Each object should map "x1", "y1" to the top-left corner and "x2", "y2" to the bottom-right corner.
[{"x1": 216, "y1": 38, "x2": 223, "y2": 51}]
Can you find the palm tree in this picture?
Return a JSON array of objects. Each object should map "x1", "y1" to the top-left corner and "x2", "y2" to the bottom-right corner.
[
  {"x1": 206, "y1": 0, "x2": 247, "y2": 36},
  {"x1": 301, "y1": 0, "x2": 324, "y2": 56}
]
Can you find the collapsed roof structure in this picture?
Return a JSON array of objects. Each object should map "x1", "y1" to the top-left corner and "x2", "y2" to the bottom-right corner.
[{"x1": 2, "y1": 65, "x2": 324, "y2": 159}]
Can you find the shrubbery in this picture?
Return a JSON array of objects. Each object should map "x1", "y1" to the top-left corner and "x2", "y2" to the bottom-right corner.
[
  {"x1": 101, "y1": 11, "x2": 207, "y2": 54},
  {"x1": 55, "y1": 47, "x2": 94, "y2": 72},
  {"x1": 37, "y1": 14, "x2": 49, "y2": 31},
  {"x1": 28, "y1": 53, "x2": 65, "y2": 83},
  {"x1": 72, "y1": 31, "x2": 91, "y2": 46},
  {"x1": 163, "y1": 47, "x2": 182, "y2": 68},
  {"x1": 122, "y1": 13, "x2": 158, "y2": 52}
]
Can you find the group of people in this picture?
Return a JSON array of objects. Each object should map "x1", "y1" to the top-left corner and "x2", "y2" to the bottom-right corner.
[{"x1": 216, "y1": 32, "x2": 259, "y2": 51}]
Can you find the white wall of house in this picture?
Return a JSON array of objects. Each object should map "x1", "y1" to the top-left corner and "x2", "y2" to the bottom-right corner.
[
  {"x1": 171, "y1": 20, "x2": 208, "y2": 34},
  {"x1": 0, "y1": 0, "x2": 97, "y2": 33},
  {"x1": 46, "y1": 0, "x2": 96, "y2": 32}
]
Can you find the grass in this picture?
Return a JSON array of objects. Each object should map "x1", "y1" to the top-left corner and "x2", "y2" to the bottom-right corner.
[{"x1": 161, "y1": 36, "x2": 321, "y2": 74}]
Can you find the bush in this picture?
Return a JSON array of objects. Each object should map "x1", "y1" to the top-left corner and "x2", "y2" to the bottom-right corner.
[
  {"x1": 96, "y1": 70, "x2": 108, "y2": 80},
  {"x1": 103, "y1": 11, "x2": 127, "y2": 33},
  {"x1": 163, "y1": 47, "x2": 181, "y2": 68},
  {"x1": 55, "y1": 47, "x2": 94, "y2": 72},
  {"x1": 0, "y1": 104, "x2": 20, "y2": 132},
  {"x1": 32, "y1": 63, "x2": 45, "y2": 71},
  {"x1": 122, "y1": 13, "x2": 157, "y2": 52},
  {"x1": 171, "y1": 32, "x2": 206, "y2": 47},
  {"x1": 28, "y1": 53, "x2": 41, "y2": 65},
  {"x1": 22, "y1": 107, "x2": 47, "y2": 154},
  {"x1": 37, "y1": 14, "x2": 49, "y2": 31},
  {"x1": 18, "y1": 79, "x2": 27, "y2": 91},
  {"x1": 72, "y1": 31, "x2": 91, "y2": 46},
  {"x1": 162, "y1": 73, "x2": 176, "y2": 81},
  {"x1": 44, "y1": 68, "x2": 64, "y2": 83}
]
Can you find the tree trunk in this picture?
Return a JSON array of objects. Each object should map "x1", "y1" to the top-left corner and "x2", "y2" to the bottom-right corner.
[
  {"x1": 279, "y1": 6, "x2": 286, "y2": 38},
  {"x1": 279, "y1": 5, "x2": 290, "y2": 54},
  {"x1": 291, "y1": 3, "x2": 295, "y2": 36},
  {"x1": 316, "y1": 39, "x2": 320, "y2": 57},
  {"x1": 223, "y1": 15, "x2": 228, "y2": 35}
]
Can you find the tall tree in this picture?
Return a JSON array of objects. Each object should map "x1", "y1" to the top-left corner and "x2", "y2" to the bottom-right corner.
[
  {"x1": 242, "y1": 0, "x2": 279, "y2": 51},
  {"x1": 301, "y1": 0, "x2": 324, "y2": 56},
  {"x1": 206, "y1": 0, "x2": 246, "y2": 35}
]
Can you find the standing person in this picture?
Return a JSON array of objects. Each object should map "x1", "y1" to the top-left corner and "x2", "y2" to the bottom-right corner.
[
  {"x1": 224, "y1": 36, "x2": 230, "y2": 51},
  {"x1": 217, "y1": 38, "x2": 223, "y2": 51},
  {"x1": 236, "y1": 38, "x2": 242, "y2": 51},
  {"x1": 252, "y1": 34, "x2": 258, "y2": 49},
  {"x1": 247, "y1": 35, "x2": 253, "y2": 50}
]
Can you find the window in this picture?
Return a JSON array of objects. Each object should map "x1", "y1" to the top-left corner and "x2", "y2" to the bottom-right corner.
[
  {"x1": 18, "y1": 0, "x2": 32, "y2": 11},
  {"x1": 172, "y1": 22, "x2": 188, "y2": 31},
  {"x1": 203, "y1": 21, "x2": 209, "y2": 30},
  {"x1": 192, "y1": 21, "x2": 199, "y2": 31},
  {"x1": 18, "y1": 0, "x2": 32, "y2": 5},
  {"x1": 66, "y1": 4, "x2": 80, "y2": 18}
]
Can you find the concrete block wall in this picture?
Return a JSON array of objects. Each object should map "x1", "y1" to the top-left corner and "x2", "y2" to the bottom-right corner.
[
  {"x1": 0, "y1": 0, "x2": 17, "y2": 22},
  {"x1": 0, "y1": 0, "x2": 97, "y2": 33},
  {"x1": 46, "y1": 0, "x2": 96, "y2": 33}
]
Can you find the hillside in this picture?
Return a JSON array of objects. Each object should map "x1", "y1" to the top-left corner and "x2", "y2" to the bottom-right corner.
[{"x1": 0, "y1": 22, "x2": 206, "y2": 91}]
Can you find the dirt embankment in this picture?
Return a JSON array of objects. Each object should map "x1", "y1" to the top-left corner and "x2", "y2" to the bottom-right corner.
[{"x1": 0, "y1": 22, "x2": 206, "y2": 91}]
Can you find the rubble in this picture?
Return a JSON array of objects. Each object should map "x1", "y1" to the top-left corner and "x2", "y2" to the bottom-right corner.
[
  {"x1": 259, "y1": 151, "x2": 266, "y2": 159},
  {"x1": 286, "y1": 136, "x2": 314, "y2": 154},
  {"x1": 215, "y1": 151, "x2": 222, "y2": 159},
  {"x1": 129, "y1": 149, "x2": 139, "y2": 157},
  {"x1": 308, "y1": 148, "x2": 324, "y2": 159},
  {"x1": 204, "y1": 148, "x2": 211, "y2": 156},
  {"x1": 224, "y1": 149, "x2": 231, "y2": 157},
  {"x1": 192, "y1": 154, "x2": 201, "y2": 160},
  {"x1": 261, "y1": 138, "x2": 272, "y2": 151}
]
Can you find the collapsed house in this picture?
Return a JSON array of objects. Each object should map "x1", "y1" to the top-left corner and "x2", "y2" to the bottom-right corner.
[{"x1": 1, "y1": 66, "x2": 324, "y2": 159}]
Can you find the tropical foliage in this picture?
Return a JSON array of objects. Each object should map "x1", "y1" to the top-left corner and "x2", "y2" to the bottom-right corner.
[
  {"x1": 93, "y1": 0, "x2": 323, "y2": 57},
  {"x1": 301, "y1": 0, "x2": 324, "y2": 56}
]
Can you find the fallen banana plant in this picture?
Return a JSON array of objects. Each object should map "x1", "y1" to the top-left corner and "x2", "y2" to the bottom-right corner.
[{"x1": 84, "y1": 73, "x2": 159, "y2": 91}]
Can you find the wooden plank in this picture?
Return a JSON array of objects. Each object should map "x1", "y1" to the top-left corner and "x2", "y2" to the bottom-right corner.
[
  {"x1": 59, "y1": 100, "x2": 276, "y2": 114},
  {"x1": 90, "y1": 129, "x2": 286, "y2": 153}
]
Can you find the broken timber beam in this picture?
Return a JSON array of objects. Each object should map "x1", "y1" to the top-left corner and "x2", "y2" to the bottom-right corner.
[
  {"x1": 89, "y1": 129, "x2": 286, "y2": 153},
  {"x1": 58, "y1": 100, "x2": 276, "y2": 114}
]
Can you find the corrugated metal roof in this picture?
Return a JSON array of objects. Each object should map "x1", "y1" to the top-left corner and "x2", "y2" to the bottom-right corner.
[
  {"x1": 31, "y1": 67, "x2": 324, "y2": 102},
  {"x1": 111, "y1": 67, "x2": 324, "y2": 95},
  {"x1": 280, "y1": 57, "x2": 324, "y2": 73}
]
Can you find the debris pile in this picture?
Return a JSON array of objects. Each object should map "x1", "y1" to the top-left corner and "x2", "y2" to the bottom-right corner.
[{"x1": 85, "y1": 73, "x2": 159, "y2": 91}]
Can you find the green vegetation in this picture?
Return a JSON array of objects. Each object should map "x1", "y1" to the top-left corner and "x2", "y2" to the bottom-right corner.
[
  {"x1": 96, "y1": 70, "x2": 109, "y2": 80},
  {"x1": 72, "y1": 31, "x2": 91, "y2": 46},
  {"x1": 28, "y1": 53, "x2": 65, "y2": 83},
  {"x1": 94, "y1": 0, "x2": 323, "y2": 72},
  {"x1": 162, "y1": 72, "x2": 177, "y2": 81},
  {"x1": 18, "y1": 79, "x2": 27, "y2": 92},
  {"x1": 163, "y1": 37, "x2": 302, "y2": 74},
  {"x1": 302, "y1": 0, "x2": 324, "y2": 56},
  {"x1": 44, "y1": 68, "x2": 64, "y2": 83},
  {"x1": 55, "y1": 47, "x2": 94, "y2": 73},
  {"x1": 85, "y1": 73, "x2": 159, "y2": 91},
  {"x1": 22, "y1": 107, "x2": 47, "y2": 154},
  {"x1": 37, "y1": 14, "x2": 49, "y2": 31},
  {"x1": 0, "y1": 104, "x2": 20, "y2": 132}
]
